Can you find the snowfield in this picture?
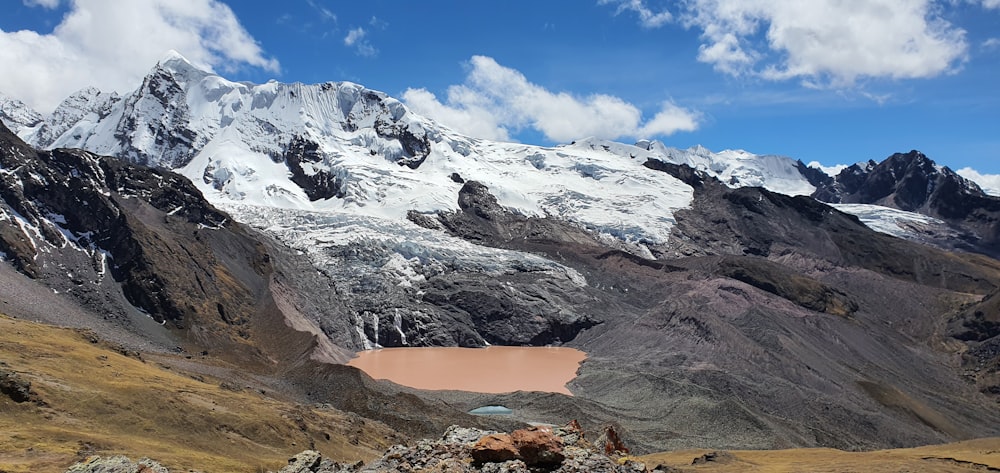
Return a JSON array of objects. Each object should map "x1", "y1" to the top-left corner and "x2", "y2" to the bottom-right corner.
[{"x1": 9, "y1": 50, "x2": 954, "y2": 263}]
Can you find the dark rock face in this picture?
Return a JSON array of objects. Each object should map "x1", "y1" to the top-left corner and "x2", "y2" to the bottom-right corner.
[
  {"x1": 0, "y1": 362, "x2": 40, "y2": 404},
  {"x1": 795, "y1": 159, "x2": 834, "y2": 189},
  {"x1": 0, "y1": 121, "x2": 271, "y2": 349},
  {"x1": 284, "y1": 136, "x2": 345, "y2": 201},
  {"x1": 811, "y1": 150, "x2": 1000, "y2": 257}
]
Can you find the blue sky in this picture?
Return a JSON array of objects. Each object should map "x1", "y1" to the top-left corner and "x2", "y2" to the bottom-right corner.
[{"x1": 1, "y1": 0, "x2": 999, "y2": 177}]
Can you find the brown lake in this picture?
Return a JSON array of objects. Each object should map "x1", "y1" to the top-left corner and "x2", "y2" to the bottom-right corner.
[{"x1": 346, "y1": 346, "x2": 587, "y2": 395}]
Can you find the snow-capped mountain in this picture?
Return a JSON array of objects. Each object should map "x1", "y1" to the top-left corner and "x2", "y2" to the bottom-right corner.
[
  {"x1": 8, "y1": 50, "x2": 999, "y2": 258},
  {"x1": 11, "y1": 51, "x2": 827, "y2": 251}
]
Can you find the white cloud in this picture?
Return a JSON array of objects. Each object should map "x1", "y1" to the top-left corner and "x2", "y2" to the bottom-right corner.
[
  {"x1": 640, "y1": 102, "x2": 700, "y2": 136},
  {"x1": 0, "y1": 0, "x2": 278, "y2": 114},
  {"x1": 344, "y1": 27, "x2": 365, "y2": 46},
  {"x1": 402, "y1": 55, "x2": 700, "y2": 143},
  {"x1": 344, "y1": 26, "x2": 377, "y2": 57},
  {"x1": 680, "y1": 0, "x2": 969, "y2": 86},
  {"x1": 598, "y1": 0, "x2": 972, "y2": 87},
  {"x1": 402, "y1": 88, "x2": 512, "y2": 141},
  {"x1": 983, "y1": 38, "x2": 1000, "y2": 50},
  {"x1": 982, "y1": 0, "x2": 1000, "y2": 8},
  {"x1": 305, "y1": 0, "x2": 336, "y2": 22},
  {"x1": 956, "y1": 167, "x2": 1000, "y2": 196},
  {"x1": 23, "y1": 0, "x2": 60, "y2": 8},
  {"x1": 598, "y1": 0, "x2": 672, "y2": 28}
]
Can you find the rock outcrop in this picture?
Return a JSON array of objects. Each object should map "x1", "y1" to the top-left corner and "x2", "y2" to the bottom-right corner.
[
  {"x1": 61, "y1": 423, "x2": 663, "y2": 473},
  {"x1": 65, "y1": 455, "x2": 169, "y2": 473},
  {"x1": 0, "y1": 361, "x2": 41, "y2": 404},
  {"x1": 317, "y1": 423, "x2": 656, "y2": 473}
]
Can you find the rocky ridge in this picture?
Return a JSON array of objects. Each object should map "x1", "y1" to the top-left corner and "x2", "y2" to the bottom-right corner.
[
  {"x1": 63, "y1": 423, "x2": 663, "y2": 473},
  {"x1": 809, "y1": 150, "x2": 1000, "y2": 257}
]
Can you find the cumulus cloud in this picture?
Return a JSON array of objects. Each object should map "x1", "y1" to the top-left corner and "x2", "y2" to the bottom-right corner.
[
  {"x1": 957, "y1": 167, "x2": 1000, "y2": 196},
  {"x1": 682, "y1": 0, "x2": 969, "y2": 86},
  {"x1": 402, "y1": 55, "x2": 699, "y2": 143},
  {"x1": 600, "y1": 0, "x2": 977, "y2": 87},
  {"x1": 1, "y1": 0, "x2": 278, "y2": 114},
  {"x1": 344, "y1": 27, "x2": 365, "y2": 46},
  {"x1": 598, "y1": 0, "x2": 672, "y2": 28},
  {"x1": 344, "y1": 26, "x2": 377, "y2": 57}
]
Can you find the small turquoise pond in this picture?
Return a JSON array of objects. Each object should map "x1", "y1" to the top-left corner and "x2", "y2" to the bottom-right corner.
[{"x1": 469, "y1": 405, "x2": 514, "y2": 415}]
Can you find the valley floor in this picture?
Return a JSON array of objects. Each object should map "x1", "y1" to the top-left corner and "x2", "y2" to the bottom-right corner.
[{"x1": 2, "y1": 312, "x2": 999, "y2": 473}]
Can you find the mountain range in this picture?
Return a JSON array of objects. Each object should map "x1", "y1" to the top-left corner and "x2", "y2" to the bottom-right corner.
[{"x1": 1, "y1": 51, "x2": 1000, "y2": 468}]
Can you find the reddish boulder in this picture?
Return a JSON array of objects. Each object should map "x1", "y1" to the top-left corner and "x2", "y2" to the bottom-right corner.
[
  {"x1": 471, "y1": 433, "x2": 519, "y2": 463},
  {"x1": 512, "y1": 427, "x2": 565, "y2": 466},
  {"x1": 471, "y1": 427, "x2": 566, "y2": 466}
]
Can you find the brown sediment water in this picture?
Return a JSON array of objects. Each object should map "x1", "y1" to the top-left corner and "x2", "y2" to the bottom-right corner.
[{"x1": 346, "y1": 346, "x2": 587, "y2": 395}]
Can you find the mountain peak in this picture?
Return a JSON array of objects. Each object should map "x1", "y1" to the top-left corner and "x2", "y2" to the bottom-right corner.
[
  {"x1": 155, "y1": 50, "x2": 210, "y2": 79},
  {"x1": 159, "y1": 49, "x2": 192, "y2": 66}
]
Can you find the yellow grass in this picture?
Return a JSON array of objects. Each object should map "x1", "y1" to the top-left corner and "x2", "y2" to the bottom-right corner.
[
  {"x1": 639, "y1": 438, "x2": 1000, "y2": 472},
  {"x1": 0, "y1": 314, "x2": 396, "y2": 472}
]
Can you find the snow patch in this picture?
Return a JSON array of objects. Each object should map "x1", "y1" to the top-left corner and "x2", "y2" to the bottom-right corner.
[
  {"x1": 832, "y1": 204, "x2": 946, "y2": 239},
  {"x1": 807, "y1": 161, "x2": 848, "y2": 177}
]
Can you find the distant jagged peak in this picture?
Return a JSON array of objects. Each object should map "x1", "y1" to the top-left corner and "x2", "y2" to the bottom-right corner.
[
  {"x1": 50, "y1": 86, "x2": 119, "y2": 116},
  {"x1": 874, "y1": 150, "x2": 979, "y2": 188},
  {"x1": 813, "y1": 149, "x2": 991, "y2": 213},
  {"x1": 28, "y1": 86, "x2": 121, "y2": 148},
  {"x1": 0, "y1": 92, "x2": 43, "y2": 133},
  {"x1": 883, "y1": 149, "x2": 937, "y2": 173}
]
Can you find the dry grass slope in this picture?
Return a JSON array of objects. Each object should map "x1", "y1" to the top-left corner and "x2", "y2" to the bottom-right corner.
[
  {"x1": 0, "y1": 314, "x2": 397, "y2": 473},
  {"x1": 640, "y1": 438, "x2": 1000, "y2": 472}
]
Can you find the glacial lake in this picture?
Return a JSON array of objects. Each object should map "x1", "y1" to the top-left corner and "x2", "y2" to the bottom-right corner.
[{"x1": 346, "y1": 346, "x2": 586, "y2": 395}]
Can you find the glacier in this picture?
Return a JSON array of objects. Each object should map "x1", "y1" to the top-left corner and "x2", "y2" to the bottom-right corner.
[{"x1": 8, "y1": 50, "x2": 948, "y2": 274}]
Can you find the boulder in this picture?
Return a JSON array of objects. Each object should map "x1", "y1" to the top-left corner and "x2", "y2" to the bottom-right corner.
[
  {"x1": 471, "y1": 427, "x2": 565, "y2": 467},
  {"x1": 471, "y1": 433, "x2": 520, "y2": 463},
  {"x1": 64, "y1": 455, "x2": 169, "y2": 473},
  {"x1": 278, "y1": 450, "x2": 322, "y2": 473},
  {"x1": 511, "y1": 427, "x2": 565, "y2": 466}
]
